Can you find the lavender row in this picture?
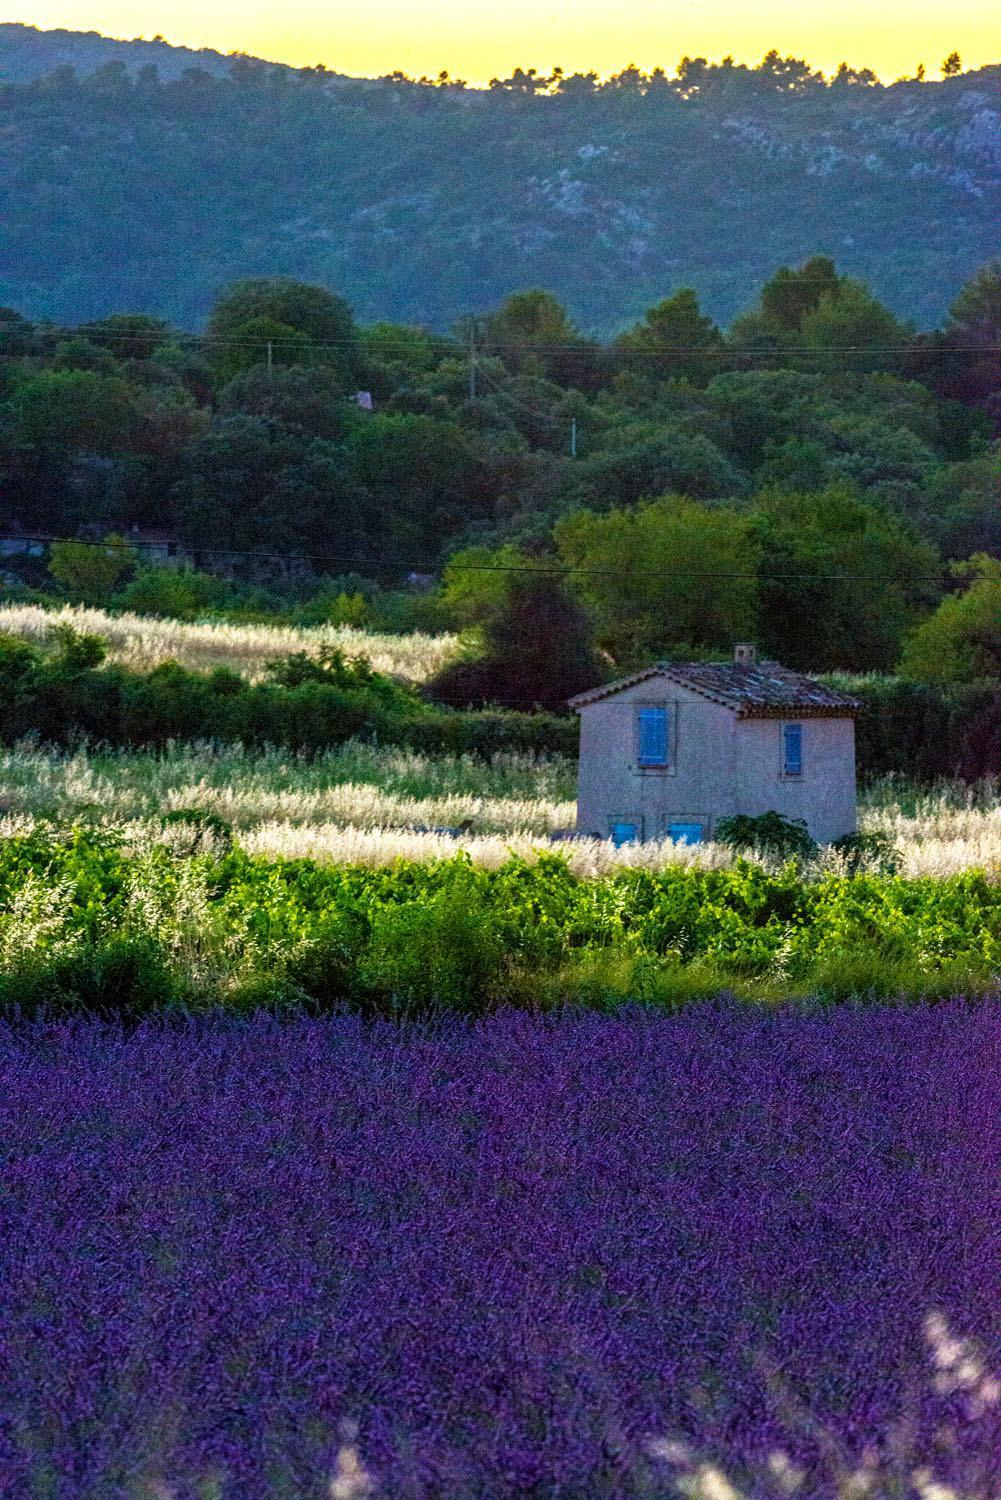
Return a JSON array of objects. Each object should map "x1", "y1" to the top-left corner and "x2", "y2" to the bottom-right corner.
[{"x1": 2, "y1": 999, "x2": 1000, "y2": 1496}]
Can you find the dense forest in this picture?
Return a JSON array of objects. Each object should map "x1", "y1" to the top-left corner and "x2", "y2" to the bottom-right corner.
[
  {"x1": 1, "y1": 255, "x2": 999, "y2": 681},
  {"x1": 1, "y1": 24, "x2": 999, "y2": 329}
]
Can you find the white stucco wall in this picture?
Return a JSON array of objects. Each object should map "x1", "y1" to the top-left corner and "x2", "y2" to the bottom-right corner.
[
  {"x1": 575, "y1": 672, "x2": 857, "y2": 844},
  {"x1": 734, "y1": 716, "x2": 857, "y2": 844}
]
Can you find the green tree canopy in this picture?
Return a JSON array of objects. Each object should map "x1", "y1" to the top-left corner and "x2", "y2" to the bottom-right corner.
[
  {"x1": 344, "y1": 413, "x2": 485, "y2": 553},
  {"x1": 207, "y1": 278, "x2": 359, "y2": 384},
  {"x1": 210, "y1": 317, "x2": 314, "y2": 383},
  {"x1": 440, "y1": 543, "x2": 544, "y2": 625},
  {"x1": 760, "y1": 256, "x2": 841, "y2": 332},
  {"x1": 749, "y1": 485, "x2": 942, "y2": 671},
  {"x1": 173, "y1": 415, "x2": 371, "y2": 553},
  {"x1": 798, "y1": 280, "x2": 914, "y2": 371},
  {"x1": 77, "y1": 313, "x2": 172, "y2": 361},
  {"x1": 480, "y1": 290, "x2": 599, "y2": 388},
  {"x1": 613, "y1": 288, "x2": 725, "y2": 384},
  {"x1": 8, "y1": 370, "x2": 142, "y2": 452},
  {"x1": 899, "y1": 555, "x2": 1001, "y2": 682},
  {"x1": 554, "y1": 495, "x2": 759, "y2": 663},
  {"x1": 48, "y1": 533, "x2": 135, "y2": 603},
  {"x1": 940, "y1": 261, "x2": 1001, "y2": 420},
  {"x1": 218, "y1": 363, "x2": 352, "y2": 440}
]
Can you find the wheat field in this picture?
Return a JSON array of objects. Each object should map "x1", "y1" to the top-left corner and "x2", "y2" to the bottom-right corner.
[
  {"x1": 0, "y1": 603, "x2": 458, "y2": 683},
  {"x1": 1, "y1": 741, "x2": 998, "y2": 879}
]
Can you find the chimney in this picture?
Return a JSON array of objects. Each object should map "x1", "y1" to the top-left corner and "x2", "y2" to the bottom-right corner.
[{"x1": 734, "y1": 642, "x2": 757, "y2": 666}]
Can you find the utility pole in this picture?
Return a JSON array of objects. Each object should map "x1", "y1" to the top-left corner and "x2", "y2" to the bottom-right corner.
[
  {"x1": 267, "y1": 341, "x2": 274, "y2": 383},
  {"x1": 570, "y1": 418, "x2": 578, "y2": 458},
  {"x1": 468, "y1": 325, "x2": 477, "y2": 404}
]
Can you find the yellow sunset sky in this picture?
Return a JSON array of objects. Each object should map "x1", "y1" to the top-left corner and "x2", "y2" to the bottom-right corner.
[{"x1": 12, "y1": 0, "x2": 1001, "y2": 85}]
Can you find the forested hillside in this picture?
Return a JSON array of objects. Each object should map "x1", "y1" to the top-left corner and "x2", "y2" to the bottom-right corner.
[
  {"x1": 1, "y1": 25, "x2": 999, "y2": 330},
  {"x1": 0, "y1": 22, "x2": 286, "y2": 83},
  {"x1": 2, "y1": 258, "x2": 998, "y2": 681}
]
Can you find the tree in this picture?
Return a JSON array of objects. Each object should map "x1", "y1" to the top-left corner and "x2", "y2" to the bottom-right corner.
[
  {"x1": 730, "y1": 257, "x2": 842, "y2": 349},
  {"x1": 939, "y1": 261, "x2": 1001, "y2": 421},
  {"x1": 343, "y1": 413, "x2": 485, "y2": 553},
  {"x1": 173, "y1": 415, "x2": 372, "y2": 553},
  {"x1": 553, "y1": 496, "x2": 759, "y2": 663},
  {"x1": 481, "y1": 290, "x2": 599, "y2": 389},
  {"x1": 210, "y1": 317, "x2": 313, "y2": 382},
  {"x1": 754, "y1": 51, "x2": 823, "y2": 93},
  {"x1": 440, "y1": 544, "x2": 540, "y2": 625},
  {"x1": 218, "y1": 364, "x2": 352, "y2": 440},
  {"x1": 760, "y1": 256, "x2": 840, "y2": 333},
  {"x1": 207, "y1": 278, "x2": 359, "y2": 384},
  {"x1": 48, "y1": 533, "x2": 135, "y2": 603},
  {"x1": 830, "y1": 62, "x2": 879, "y2": 88},
  {"x1": 941, "y1": 52, "x2": 962, "y2": 77},
  {"x1": 613, "y1": 289, "x2": 725, "y2": 384},
  {"x1": 798, "y1": 280, "x2": 914, "y2": 372},
  {"x1": 112, "y1": 566, "x2": 235, "y2": 621},
  {"x1": 749, "y1": 486, "x2": 942, "y2": 671},
  {"x1": 913, "y1": 449, "x2": 1001, "y2": 559},
  {"x1": 899, "y1": 555, "x2": 1001, "y2": 682},
  {"x1": 9, "y1": 370, "x2": 141, "y2": 452},
  {"x1": 77, "y1": 313, "x2": 172, "y2": 361},
  {"x1": 426, "y1": 570, "x2": 602, "y2": 710},
  {"x1": 567, "y1": 426, "x2": 746, "y2": 506}
]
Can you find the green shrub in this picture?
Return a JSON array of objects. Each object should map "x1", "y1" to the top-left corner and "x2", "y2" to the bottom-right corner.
[
  {"x1": 282, "y1": 912, "x2": 368, "y2": 1008},
  {"x1": 830, "y1": 830, "x2": 900, "y2": 874},
  {"x1": 357, "y1": 876, "x2": 506, "y2": 1013},
  {"x1": 0, "y1": 837, "x2": 999, "y2": 1017},
  {"x1": 0, "y1": 934, "x2": 179, "y2": 1020},
  {"x1": 1, "y1": 622, "x2": 998, "y2": 775},
  {"x1": 715, "y1": 812, "x2": 817, "y2": 859}
]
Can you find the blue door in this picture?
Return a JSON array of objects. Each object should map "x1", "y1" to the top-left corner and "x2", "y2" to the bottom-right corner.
[{"x1": 611, "y1": 821, "x2": 640, "y2": 847}]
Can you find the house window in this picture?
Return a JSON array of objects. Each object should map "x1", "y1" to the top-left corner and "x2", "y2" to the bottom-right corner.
[
  {"x1": 667, "y1": 821, "x2": 704, "y2": 846},
  {"x1": 637, "y1": 706, "x2": 670, "y2": 767},
  {"x1": 611, "y1": 819, "x2": 640, "y2": 847},
  {"x1": 783, "y1": 723, "x2": 803, "y2": 776}
]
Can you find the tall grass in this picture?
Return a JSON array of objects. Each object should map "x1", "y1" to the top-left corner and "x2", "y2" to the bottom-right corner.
[
  {"x1": 0, "y1": 602, "x2": 458, "y2": 683},
  {"x1": 0, "y1": 743, "x2": 998, "y2": 878}
]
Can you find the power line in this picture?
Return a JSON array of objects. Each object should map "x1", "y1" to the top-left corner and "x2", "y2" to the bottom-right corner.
[
  {"x1": 5, "y1": 331, "x2": 998, "y2": 356},
  {"x1": 9, "y1": 532, "x2": 952, "y2": 586}
]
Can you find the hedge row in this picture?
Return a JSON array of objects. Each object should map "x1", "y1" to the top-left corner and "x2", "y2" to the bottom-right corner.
[
  {"x1": 1, "y1": 631, "x2": 997, "y2": 775},
  {"x1": 834, "y1": 677, "x2": 1001, "y2": 780},
  {"x1": 0, "y1": 632, "x2": 579, "y2": 758}
]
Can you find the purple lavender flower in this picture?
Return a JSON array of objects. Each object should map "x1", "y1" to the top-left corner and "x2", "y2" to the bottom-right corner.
[{"x1": 0, "y1": 999, "x2": 998, "y2": 1497}]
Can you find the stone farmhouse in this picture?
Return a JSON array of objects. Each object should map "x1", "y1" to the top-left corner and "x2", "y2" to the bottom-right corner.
[{"x1": 568, "y1": 644, "x2": 862, "y2": 847}]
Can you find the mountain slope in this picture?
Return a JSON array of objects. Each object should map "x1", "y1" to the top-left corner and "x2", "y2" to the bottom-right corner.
[
  {"x1": 0, "y1": 22, "x2": 304, "y2": 82},
  {"x1": 1, "y1": 26, "x2": 999, "y2": 332}
]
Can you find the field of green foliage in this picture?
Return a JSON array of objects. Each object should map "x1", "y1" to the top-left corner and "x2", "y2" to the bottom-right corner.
[{"x1": 2, "y1": 810, "x2": 999, "y2": 1017}]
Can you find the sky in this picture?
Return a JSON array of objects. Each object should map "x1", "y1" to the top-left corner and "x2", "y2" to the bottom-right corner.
[{"x1": 12, "y1": 0, "x2": 1001, "y2": 84}]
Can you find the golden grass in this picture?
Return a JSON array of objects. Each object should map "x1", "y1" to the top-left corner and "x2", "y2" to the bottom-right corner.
[
  {"x1": 0, "y1": 603, "x2": 458, "y2": 683},
  {"x1": 0, "y1": 743, "x2": 997, "y2": 878}
]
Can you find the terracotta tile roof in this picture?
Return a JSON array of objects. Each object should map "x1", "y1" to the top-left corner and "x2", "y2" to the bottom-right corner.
[{"x1": 568, "y1": 661, "x2": 862, "y2": 717}]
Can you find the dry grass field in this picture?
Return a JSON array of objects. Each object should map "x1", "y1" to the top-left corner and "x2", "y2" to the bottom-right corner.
[
  {"x1": 0, "y1": 602, "x2": 458, "y2": 683},
  {"x1": 1, "y1": 740, "x2": 997, "y2": 878}
]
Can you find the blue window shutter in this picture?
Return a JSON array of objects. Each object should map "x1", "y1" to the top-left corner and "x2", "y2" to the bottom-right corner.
[
  {"x1": 783, "y1": 723, "x2": 803, "y2": 775},
  {"x1": 668, "y1": 822, "x2": 703, "y2": 846},
  {"x1": 611, "y1": 821, "x2": 639, "y2": 847},
  {"x1": 638, "y1": 706, "x2": 669, "y2": 766}
]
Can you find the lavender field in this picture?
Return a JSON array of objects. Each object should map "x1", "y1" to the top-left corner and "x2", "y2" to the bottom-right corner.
[{"x1": 2, "y1": 1000, "x2": 1000, "y2": 1499}]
